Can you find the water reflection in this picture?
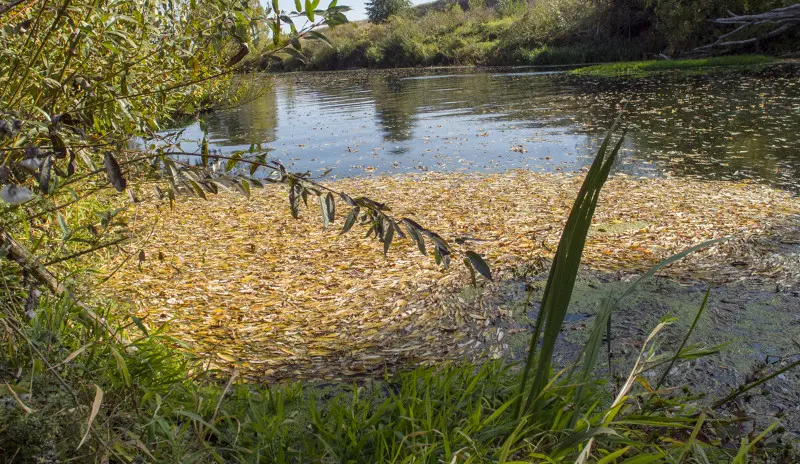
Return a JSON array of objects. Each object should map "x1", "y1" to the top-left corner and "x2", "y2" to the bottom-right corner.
[{"x1": 169, "y1": 66, "x2": 800, "y2": 191}]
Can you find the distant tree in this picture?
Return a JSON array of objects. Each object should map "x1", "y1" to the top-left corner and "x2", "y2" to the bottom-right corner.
[{"x1": 366, "y1": 0, "x2": 412, "y2": 23}]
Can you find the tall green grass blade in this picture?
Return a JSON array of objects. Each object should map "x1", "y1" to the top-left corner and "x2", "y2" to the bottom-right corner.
[{"x1": 518, "y1": 123, "x2": 626, "y2": 416}]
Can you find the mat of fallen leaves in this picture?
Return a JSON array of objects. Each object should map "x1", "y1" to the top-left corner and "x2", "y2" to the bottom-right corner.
[{"x1": 98, "y1": 171, "x2": 800, "y2": 381}]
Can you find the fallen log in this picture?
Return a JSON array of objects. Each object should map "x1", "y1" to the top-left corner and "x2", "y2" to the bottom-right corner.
[{"x1": 693, "y1": 3, "x2": 800, "y2": 53}]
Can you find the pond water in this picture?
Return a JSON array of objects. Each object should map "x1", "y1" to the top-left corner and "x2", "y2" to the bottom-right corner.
[{"x1": 168, "y1": 65, "x2": 800, "y2": 192}]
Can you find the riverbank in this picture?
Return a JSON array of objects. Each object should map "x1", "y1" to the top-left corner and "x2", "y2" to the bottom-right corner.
[{"x1": 265, "y1": 0, "x2": 798, "y2": 71}]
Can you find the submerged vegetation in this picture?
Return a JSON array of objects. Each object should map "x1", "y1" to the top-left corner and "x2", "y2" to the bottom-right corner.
[{"x1": 2, "y1": 0, "x2": 800, "y2": 462}]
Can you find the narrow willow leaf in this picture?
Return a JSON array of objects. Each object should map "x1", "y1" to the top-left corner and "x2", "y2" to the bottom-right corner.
[
  {"x1": 187, "y1": 180, "x2": 206, "y2": 199},
  {"x1": 401, "y1": 218, "x2": 427, "y2": 255},
  {"x1": 389, "y1": 218, "x2": 406, "y2": 239},
  {"x1": 340, "y1": 192, "x2": 356, "y2": 206},
  {"x1": 109, "y1": 347, "x2": 131, "y2": 387},
  {"x1": 324, "y1": 192, "x2": 335, "y2": 223},
  {"x1": 202, "y1": 181, "x2": 218, "y2": 195},
  {"x1": 225, "y1": 154, "x2": 241, "y2": 172},
  {"x1": 104, "y1": 152, "x2": 126, "y2": 192},
  {"x1": 318, "y1": 195, "x2": 329, "y2": 228},
  {"x1": 464, "y1": 251, "x2": 492, "y2": 281},
  {"x1": 305, "y1": 0, "x2": 314, "y2": 20},
  {"x1": 301, "y1": 187, "x2": 309, "y2": 206},
  {"x1": 294, "y1": 0, "x2": 302, "y2": 11},
  {"x1": 240, "y1": 179, "x2": 251, "y2": 199},
  {"x1": 306, "y1": 30, "x2": 332, "y2": 47},
  {"x1": 50, "y1": 133, "x2": 67, "y2": 159},
  {"x1": 38, "y1": 155, "x2": 52, "y2": 193},
  {"x1": 67, "y1": 149, "x2": 76, "y2": 176},
  {"x1": 383, "y1": 222, "x2": 394, "y2": 255},
  {"x1": 438, "y1": 245, "x2": 451, "y2": 269},
  {"x1": 341, "y1": 207, "x2": 358, "y2": 234},
  {"x1": 78, "y1": 149, "x2": 97, "y2": 171},
  {"x1": 77, "y1": 384, "x2": 103, "y2": 449},
  {"x1": 57, "y1": 212, "x2": 70, "y2": 236}
]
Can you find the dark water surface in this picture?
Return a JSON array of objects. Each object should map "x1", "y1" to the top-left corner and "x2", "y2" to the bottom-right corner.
[{"x1": 169, "y1": 65, "x2": 800, "y2": 191}]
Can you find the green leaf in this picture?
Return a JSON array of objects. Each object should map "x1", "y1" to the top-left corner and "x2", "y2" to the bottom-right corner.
[
  {"x1": 109, "y1": 346, "x2": 131, "y2": 388},
  {"x1": 57, "y1": 212, "x2": 70, "y2": 236},
  {"x1": 305, "y1": 30, "x2": 332, "y2": 48},
  {"x1": 187, "y1": 180, "x2": 207, "y2": 200},
  {"x1": 294, "y1": 0, "x2": 302, "y2": 11},
  {"x1": 225, "y1": 153, "x2": 241, "y2": 172},
  {"x1": 305, "y1": 0, "x2": 314, "y2": 21},
  {"x1": 341, "y1": 207, "x2": 359, "y2": 234},
  {"x1": 240, "y1": 179, "x2": 251, "y2": 199},
  {"x1": 129, "y1": 315, "x2": 149, "y2": 337},
  {"x1": 402, "y1": 219, "x2": 426, "y2": 255},
  {"x1": 318, "y1": 195, "x2": 329, "y2": 229},
  {"x1": 464, "y1": 251, "x2": 492, "y2": 281}
]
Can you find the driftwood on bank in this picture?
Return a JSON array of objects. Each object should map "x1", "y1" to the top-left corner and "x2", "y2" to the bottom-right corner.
[
  {"x1": 694, "y1": 3, "x2": 800, "y2": 53},
  {"x1": 0, "y1": 228, "x2": 124, "y2": 342}
]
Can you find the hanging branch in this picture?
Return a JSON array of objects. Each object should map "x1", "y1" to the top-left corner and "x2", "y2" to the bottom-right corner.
[
  {"x1": 148, "y1": 150, "x2": 494, "y2": 281},
  {"x1": 693, "y1": 3, "x2": 800, "y2": 53}
]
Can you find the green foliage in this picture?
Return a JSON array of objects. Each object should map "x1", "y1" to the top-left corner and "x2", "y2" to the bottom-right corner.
[
  {"x1": 366, "y1": 0, "x2": 412, "y2": 23},
  {"x1": 284, "y1": 0, "x2": 795, "y2": 71},
  {"x1": 571, "y1": 54, "x2": 775, "y2": 77}
]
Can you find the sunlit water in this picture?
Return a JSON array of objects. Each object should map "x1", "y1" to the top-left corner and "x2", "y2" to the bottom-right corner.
[{"x1": 164, "y1": 65, "x2": 800, "y2": 191}]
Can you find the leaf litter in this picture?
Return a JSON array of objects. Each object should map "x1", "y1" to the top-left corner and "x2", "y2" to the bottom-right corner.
[{"x1": 98, "y1": 170, "x2": 800, "y2": 381}]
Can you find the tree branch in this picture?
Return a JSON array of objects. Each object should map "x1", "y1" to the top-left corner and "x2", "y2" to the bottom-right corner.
[{"x1": 1, "y1": 227, "x2": 124, "y2": 342}]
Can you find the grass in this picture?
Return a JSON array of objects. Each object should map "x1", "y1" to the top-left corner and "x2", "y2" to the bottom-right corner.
[{"x1": 570, "y1": 55, "x2": 775, "y2": 77}]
